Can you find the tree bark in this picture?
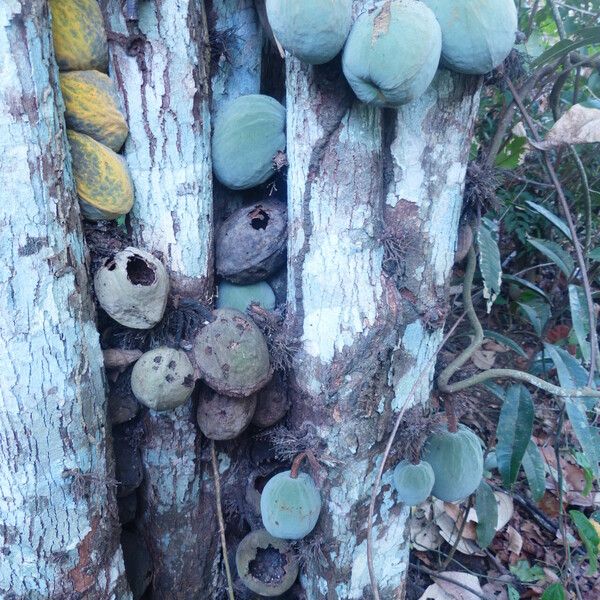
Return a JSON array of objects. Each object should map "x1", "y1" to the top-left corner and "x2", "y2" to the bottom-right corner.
[
  {"x1": 286, "y1": 50, "x2": 481, "y2": 600},
  {"x1": 101, "y1": 2, "x2": 216, "y2": 597},
  {"x1": 0, "y1": 2, "x2": 130, "y2": 598}
]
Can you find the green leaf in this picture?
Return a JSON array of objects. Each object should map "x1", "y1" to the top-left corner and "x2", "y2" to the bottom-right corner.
[
  {"x1": 588, "y1": 247, "x2": 600, "y2": 262},
  {"x1": 504, "y1": 274, "x2": 551, "y2": 303},
  {"x1": 507, "y1": 585, "x2": 520, "y2": 600},
  {"x1": 522, "y1": 440, "x2": 546, "y2": 502},
  {"x1": 483, "y1": 330, "x2": 528, "y2": 358},
  {"x1": 518, "y1": 299, "x2": 550, "y2": 337},
  {"x1": 565, "y1": 398, "x2": 600, "y2": 479},
  {"x1": 483, "y1": 381, "x2": 507, "y2": 402},
  {"x1": 475, "y1": 481, "x2": 498, "y2": 549},
  {"x1": 568, "y1": 285, "x2": 592, "y2": 363},
  {"x1": 533, "y1": 27, "x2": 600, "y2": 67},
  {"x1": 526, "y1": 200, "x2": 573, "y2": 241},
  {"x1": 496, "y1": 384, "x2": 535, "y2": 487},
  {"x1": 542, "y1": 343, "x2": 596, "y2": 409},
  {"x1": 478, "y1": 219, "x2": 503, "y2": 313},
  {"x1": 510, "y1": 559, "x2": 545, "y2": 583},
  {"x1": 527, "y1": 237, "x2": 575, "y2": 277},
  {"x1": 496, "y1": 135, "x2": 529, "y2": 169},
  {"x1": 570, "y1": 510, "x2": 599, "y2": 575},
  {"x1": 541, "y1": 583, "x2": 567, "y2": 600}
]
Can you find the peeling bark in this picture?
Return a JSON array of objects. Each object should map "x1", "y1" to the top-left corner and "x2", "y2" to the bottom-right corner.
[
  {"x1": 286, "y1": 47, "x2": 481, "y2": 600},
  {"x1": 0, "y1": 2, "x2": 130, "y2": 598},
  {"x1": 101, "y1": 1, "x2": 216, "y2": 597}
]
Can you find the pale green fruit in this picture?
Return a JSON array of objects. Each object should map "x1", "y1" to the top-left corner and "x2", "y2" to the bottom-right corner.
[
  {"x1": 216, "y1": 281, "x2": 276, "y2": 313},
  {"x1": 392, "y1": 460, "x2": 435, "y2": 506}
]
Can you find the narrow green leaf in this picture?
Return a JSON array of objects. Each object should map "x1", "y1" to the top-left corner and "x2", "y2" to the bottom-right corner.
[
  {"x1": 483, "y1": 330, "x2": 528, "y2": 358},
  {"x1": 522, "y1": 440, "x2": 546, "y2": 502},
  {"x1": 565, "y1": 398, "x2": 600, "y2": 479},
  {"x1": 527, "y1": 237, "x2": 575, "y2": 277},
  {"x1": 507, "y1": 585, "x2": 520, "y2": 600},
  {"x1": 541, "y1": 583, "x2": 567, "y2": 600},
  {"x1": 533, "y1": 27, "x2": 600, "y2": 67},
  {"x1": 510, "y1": 560, "x2": 545, "y2": 583},
  {"x1": 568, "y1": 285, "x2": 592, "y2": 363},
  {"x1": 496, "y1": 136, "x2": 529, "y2": 169},
  {"x1": 475, "y1": 481, "x2": 498, "y2": 549},
  {"x1": 483, "y1": 381, "x2": 507, "y2": 403},
  {"x1": 496, "y1": 385, "x2": 535, "y2": 487},
  {"x1": 569, "y1": 510, "x2": 599, "y2": 575},
  {"x1": 478, "y1": 219, "x2": 502, "y2": 313},
  {"x1": 518, "y1": 300, "x2": 550, "y2": 337},
  {"x1": 526, "y1": 200, "x2": 572, "y2": 241},
  {"x1": 504, "y1": 274, "x2": 551, "y2": 303}
]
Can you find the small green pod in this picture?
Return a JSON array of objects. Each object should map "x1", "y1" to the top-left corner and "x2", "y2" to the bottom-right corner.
[
  {"x1": 392, "y1": 460, "x2": 435, "y2": 506},
  {"x1": 216, "y1": 281, "x2": 276, "y2": 313},
  {"x1": 260, "y1": 470, "x2": 321, "y2": 539}
]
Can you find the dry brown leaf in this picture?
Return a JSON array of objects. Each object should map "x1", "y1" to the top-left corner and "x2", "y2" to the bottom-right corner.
[
  {"x1": 471, "y1": 349, "x2": 497, "y2": 370},
  {"x1": 533, "y1": 104, "x2": 600, "y2": 149},
  {"x1": 496, "y1": 492, "x2": 514, "y2": 531},
  {"x1": 433, "y1": 571, "x2": 484, "y2": 600},
  {"x1": 507, "y1": 525, "x2": 523, "y2": 555}
]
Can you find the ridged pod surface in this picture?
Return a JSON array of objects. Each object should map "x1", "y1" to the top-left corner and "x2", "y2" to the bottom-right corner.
[
  {"x1": 130, "y1": 348, "x2": 195, "y2": 411},
  {"x1": 342, "y1": 0, "x2": 441, "y2": 107},
  {"x1": 235, "y1": 529, "x2": 299, "y2": 596},
  {"x1": 266, "y1": 0, "x2": 353, "y2": 64},
  {"x1": 260, "y1": 470, "x2": 322, "y2": 539},
  {"x1": 212, "y1": 94, "x2": 286, "y2": 190},
  {"x1": 60, "y1": 70, "x2": 129, "y2": 152},
  {"x1": 216, "y1": 280, "x2": 276, "y2": 312},
  {"x1": 422, "y1": 424, "x2": 484, "y2": 502},
  {"x1": 49, "y1": 0, "x2": 109, "y2": 72},
  {"x1": 193, "y1": 308, "x2": 272, "y2": 397},
  {"x1": 392, "y1": 460, "x2": 435, "y2": 506},
  {"x1": 423, "y1": 0, "x2": 517, "y2": 74},
  {"x1": 67, "y1": 130, "x2": 134, "y2": 220}
]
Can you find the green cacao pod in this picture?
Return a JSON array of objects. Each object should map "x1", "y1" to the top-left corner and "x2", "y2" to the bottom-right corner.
[
  {"x1": 423, "y1": 0, "x2": 517, "y2": 75},
  {"x1": 266, "y1": 0, "x2": 353, "y2": 64},
  {"x1": 260, "y1": 470, "x2": 321, "y2": 539},
  {"x1": 342, "y1": 0, "x2": 441, "y2": 107},
  {"x1": 130, "y1": 348, "x2": 195, "y2": 411},
  {"x1": 60, "y1": 70, "x2": 128, "y2": 152},
  {"x1": 192, "y1": 308, "x2": 272, "y2": 397},
  {"x1": 49, "y1": 0, "x2": 109, "y2": 72},
  {"x1": 392, "y1": 460, "x2": 435, "y2": 506},
  {"x1": 216, "y1": 281, "x2": 276, "y2": 313},
  {"x1": 235, "y1": 529, "x2": 299, "y2": 596},
  {"x1": 422, "y1": 424, "x2": 484, "y2": 502},
  {"x1": 67, "y1": 130, "x2": 134, "y2": 220},
  {"x1": 212, "y1": 95, "x2": 286, "y2": 190}
]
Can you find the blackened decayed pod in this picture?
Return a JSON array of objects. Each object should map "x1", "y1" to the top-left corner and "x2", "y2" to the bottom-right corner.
[
  {"x1": 252, "y1": 372, "x2": 290, "y2": 429},
  {"x1": 212, "y1": 94, "x2": 286, "y2": 190},
  {"x1": 342, "y1": 0, "x2": 442, "y2": 107},
  {"x1": 423, "y1": 0, "x2": 517, "y2": 75},
  {"x1": 130, "y1": 348, "x2": 196, "y2": 411},
  {"x1": 193, "y1": 308, "x2": 272, "y2": 397},
  {"x1": 392, "y1": 460, "x2": 435, "y2": 506},
  {"x1": 235, "y1": 529, "x2": 299, "y2": 596},
  {"x1": 260, "y1": 470, "x2": 322, "y2": 539},
  {"x1": 196, "y1": 387, "x2": 257, "y2": 441},
  {"x1": 94, "y1": 247, "x2": 169, "y2": 329},
  {"x1": 421, "y1": 423, "x2": 484, "y2": 502},
  {"x1": 216, "y1": 200, "x2": 287, "y2": 284},
  {"x1": 266, "y1": 0, "x2": 353, "y2": 65}
]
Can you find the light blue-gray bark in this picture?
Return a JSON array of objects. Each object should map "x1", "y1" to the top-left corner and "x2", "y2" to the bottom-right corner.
[{"x1": 0, "y1": 2, "x2": 130, "y2": 598}]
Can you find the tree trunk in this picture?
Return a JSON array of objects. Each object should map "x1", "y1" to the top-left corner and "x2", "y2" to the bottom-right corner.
[
  {"x1": 286, "y1": 50, "x2": 481, "y2": 599},
  {"x1": 100, "y1": 1, "x2": 217, "y2": 597},
  {"x1": 0, "y1": 2, "x2": 130, "y2": 598}
]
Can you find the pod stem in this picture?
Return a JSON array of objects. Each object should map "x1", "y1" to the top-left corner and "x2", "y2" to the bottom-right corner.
[
  {"x1": 445, "y1": 396, "x2": 459, "y2": 433},
  {"x1": 290, "y1": 450, "x2": 320, "y2": 480}
]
